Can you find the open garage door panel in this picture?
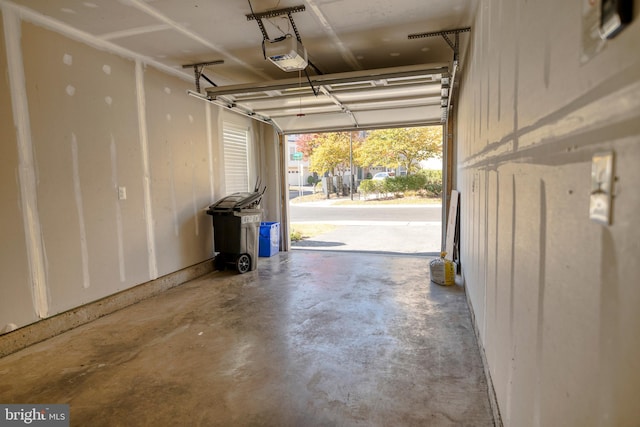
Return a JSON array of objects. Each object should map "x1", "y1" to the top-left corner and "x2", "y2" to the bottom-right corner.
[{"x1": 201, "y1": 63, "x2": 450, "y2": 134}]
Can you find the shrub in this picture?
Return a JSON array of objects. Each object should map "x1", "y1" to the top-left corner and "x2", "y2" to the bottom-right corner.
[
  {"x1": 384, "y1": 176, "x2": 405, "y2": 195},
  {"x1": 290, "y1": 229, "x2": 303, "y2": 242},
  {"x1": 358, "y1": 179, "x2": 379, "y2": 195},
  {"x1": 369, "y1": 175, "x2": 427, "y2": 196},
  {"x1": 359, "y1": 171, "x2": 442, "y2": 199},
  {"x1": 418, "y1": 169, "x2": 443, "y2": 197},
  {"x1": 406, "y1": 174, "x2": 427, "y2": 191},
  {"x1": 359, "y1": 179, "x2": 391, "y2": 198}
]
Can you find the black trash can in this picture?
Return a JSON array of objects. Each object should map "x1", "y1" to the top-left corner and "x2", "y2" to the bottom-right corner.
[{"x1": 206, "y1": 191, "x2": 262, "y2": 274}]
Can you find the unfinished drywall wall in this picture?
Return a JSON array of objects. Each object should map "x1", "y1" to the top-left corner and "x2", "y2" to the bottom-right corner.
[
  {"x1": 456, "y1": 0, "x2": 640, "y2": 426},
  {"x1": 21, "y1": 22, "x2": 150, "y2": 311},
  {"x1": 0, "y1": 10, "x2": 247, "y2": 332},
  {"x1": 257, "y1": 122, "x2": 282, "y2": 224},
  {"x1": 144, "y1": 66, "x2": 213, "y2": 278},
  {"x1": 0, "y1": 10, "x2": 36, "y2": 332}
]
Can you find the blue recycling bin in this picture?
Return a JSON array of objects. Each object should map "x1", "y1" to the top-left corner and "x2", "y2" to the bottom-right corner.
[{"x1": 259, "y1": 222, "x2": 279, "y2": 257}]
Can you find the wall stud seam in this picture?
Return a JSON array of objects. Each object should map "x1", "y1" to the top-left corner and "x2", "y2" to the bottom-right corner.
[
  {"x1": 135, "y1": 59, "x2": 158, "y2": 280},
  {"x1": 70, "y1": 133, "x2": 90, "y2": 289},
  {"x1": 127, "y1": 0, "x2": 270, "y2": 81},
  {"x1": 3, "y1": 7, "x2": 49, "y2": 318},
  {"x1": 0, "y1": 0, "x2": 191, "y2": 82}
]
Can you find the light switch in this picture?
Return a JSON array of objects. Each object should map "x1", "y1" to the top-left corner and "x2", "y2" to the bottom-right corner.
[
  {"x1": 589, "y1": 151, "x2": 614, "y2": 225},
  {"x1": 118, "y1": 186, "x2": 127, "y2": 200}
]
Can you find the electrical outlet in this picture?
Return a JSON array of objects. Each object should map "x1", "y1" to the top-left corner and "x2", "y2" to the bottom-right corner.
[
  {"x1": 118, "y1": 186, "x2": 127, "y2": 200},
  {"x1": 589, "y1": 151, "x2": 614, "y2": 225}
]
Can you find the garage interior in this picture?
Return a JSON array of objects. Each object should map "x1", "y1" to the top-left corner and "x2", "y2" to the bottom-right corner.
[{"x1": 1, "y1": 0, "x2": 639, "y2": 426}]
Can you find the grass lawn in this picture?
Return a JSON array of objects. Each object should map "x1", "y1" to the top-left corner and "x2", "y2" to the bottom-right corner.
[{"x1": 290, "y1": 223, "x2": 338, "y2": 241}]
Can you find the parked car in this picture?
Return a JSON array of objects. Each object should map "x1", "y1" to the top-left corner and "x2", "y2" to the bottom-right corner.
[{"x1": 372, "y1": 172, "x2": 391, "y2": 180}]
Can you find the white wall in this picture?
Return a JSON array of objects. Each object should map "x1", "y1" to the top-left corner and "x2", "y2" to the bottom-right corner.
[
  {"x1": 456, "y1": 1, "x2": 640, "y2": 425},
  {"x1": 0, "y1": 7, "x2": 266, "y2": 333},
  {"x1": 257, "y1": 123, "x2": 283, "y2": 224}
]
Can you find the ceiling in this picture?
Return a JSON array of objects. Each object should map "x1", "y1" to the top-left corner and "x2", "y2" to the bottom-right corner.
[{"x1": 5, "y1": 0, "x2": 476, "y2": 133}]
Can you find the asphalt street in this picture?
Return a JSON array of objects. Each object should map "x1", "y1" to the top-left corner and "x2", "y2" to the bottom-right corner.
[
  {"x1": 289, "y1": 198, "x2": 443, "y2": 256},
  {"x1": 290, "y1": 203, "x2": 442, "y2": 223}
]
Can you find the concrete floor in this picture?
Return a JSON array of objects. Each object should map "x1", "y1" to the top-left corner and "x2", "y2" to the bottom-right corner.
[{"x1": 0, "y1": 251, "x2": 494, "y2": 426}]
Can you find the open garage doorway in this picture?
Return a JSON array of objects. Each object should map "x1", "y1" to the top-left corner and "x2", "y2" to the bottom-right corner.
[{"x1": 286, "y1": 126, "x2": 444, "y2": 256}]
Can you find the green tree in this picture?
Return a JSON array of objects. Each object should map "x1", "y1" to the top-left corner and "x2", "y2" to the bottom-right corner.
[
  {"x1": 308, "y1": 132, "x2": 360, "y2": 176},
  {"x1": 357, "y1": 126, "x2": 442, "y2": 175}
]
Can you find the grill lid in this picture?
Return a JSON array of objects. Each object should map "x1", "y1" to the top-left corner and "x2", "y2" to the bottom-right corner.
[{"x1": 207, "y1": 191, "x2": 263, "y2": 212}]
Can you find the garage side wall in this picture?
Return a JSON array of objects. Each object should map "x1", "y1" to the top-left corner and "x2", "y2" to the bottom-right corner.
[
  {"x1": 0, "y1": 10, "x2": 35, "y2": 333},
  {"x1": 456, "y1": 0, "x2": 640, "y2": 425},
  {"x1": 0, "y1": 10, "x2": 231, "y2": 333}
]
